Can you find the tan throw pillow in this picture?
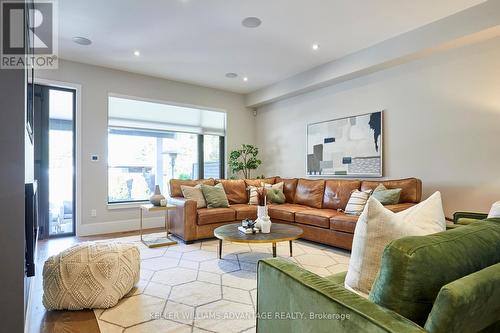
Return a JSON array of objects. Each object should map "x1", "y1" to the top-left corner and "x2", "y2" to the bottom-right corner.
[
  {"x1": 263, "y1": 181, "x2": 284, "y2": 192},
  {"x1": 344, "y1": 189, "x2": 372, "y2": 215},
  {"x1": 345, "y1": 192, "x2": 446, "y2": 297},
  {"x1": 181, "y1": 184, "x2": 206, "y2": 208}
]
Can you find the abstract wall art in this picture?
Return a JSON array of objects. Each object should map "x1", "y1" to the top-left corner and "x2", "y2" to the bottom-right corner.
[{"x1": 306, "y1": 111, "x2": 383, "y2": 177}]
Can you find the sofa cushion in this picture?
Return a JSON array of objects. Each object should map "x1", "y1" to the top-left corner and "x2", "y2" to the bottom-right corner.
[
  {"x1": 276, "y1": 177, "x2": 298, "y2": 203},
  {"x1": 323, "y1": 180, "x2": 361, "y2": 210},
  {"x1": 169, "y1": 178, "x2": 215, "y2": 197},
  {"x1": 361, "y1": 178, "x2": 421, "y2": 203},
  {"x1": 230, "y1": 204, "x2": 257, "y2": 220},
  {"x1": 295, "y1": 209, "x2": 340, "y2": 229},
  {"x1": 369, "y1": 218, "x2": 500, "y2": 326},
  {"x1": 217, "y1": 179, "x2": 248, "y2": 204},
  {"x1": 197, "y1": 207, "x2": 235, "y2": 225},
  {"x1": 294, "y1": 179, "x2": 325, "y2": 209},
  {"x1": 245, "y1": 177, "x2": 275, "y2": 187},
  {"x1": 268, "y1": 204, "x2": 310, "y2": 222},
  {"x1": 330, "y1": 214, "x2": 358, "y2": 233}
]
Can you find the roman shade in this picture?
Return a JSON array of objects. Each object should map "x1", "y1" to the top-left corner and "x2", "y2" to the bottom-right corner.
[{"x1": 108, "y1": 96, "x2": 226, "y2": 136}]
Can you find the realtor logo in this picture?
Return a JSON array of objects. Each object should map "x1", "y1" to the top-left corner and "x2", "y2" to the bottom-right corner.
[{"x1": 1, "y1": 0, "x2": 58, "y2": 69}]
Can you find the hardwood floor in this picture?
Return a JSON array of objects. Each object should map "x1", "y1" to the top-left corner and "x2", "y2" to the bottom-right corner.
[{"x1": 28, "y1": 228, "x2": 164, "y2": 333}]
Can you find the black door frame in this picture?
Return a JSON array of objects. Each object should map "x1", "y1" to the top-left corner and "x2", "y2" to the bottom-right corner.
[{"x1": 34, "y1": 84, "x2": 76, "y2": 239}]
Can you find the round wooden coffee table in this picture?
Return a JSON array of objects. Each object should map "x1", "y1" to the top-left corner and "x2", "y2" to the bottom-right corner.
[{"x1": 214, "y1": 223, "x2": 303, "y2": 259}]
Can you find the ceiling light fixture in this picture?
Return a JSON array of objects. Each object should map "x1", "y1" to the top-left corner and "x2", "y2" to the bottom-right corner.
[
  {"x1": 133, "y1": 50, "x2": 141, "y2": 56},
  {"x1": 72, "y1": 36, "x2": 92, "y2": 46},
  {"x1": 312, "y1": 43, "x2": 320, "y2": 51},
  {"x1": 225, "y1": 72, "x2": 238, "y2": 78},
  {"x1": 243, "y1": 77, "x2": 248, "y2": 82},
  {"x1": 242, "y1": 17, "x2": 262, "y2": 28}
]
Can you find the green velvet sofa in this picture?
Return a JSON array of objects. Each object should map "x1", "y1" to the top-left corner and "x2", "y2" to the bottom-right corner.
[{"x1": 257, "y1": 218, "x2": 500, "y2": 333}]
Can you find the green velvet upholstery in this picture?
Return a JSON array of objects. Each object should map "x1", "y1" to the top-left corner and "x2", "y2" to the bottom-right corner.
[
  {"x1": 453, "y1": 211, "x2": 488, "y2": 224},
  {"x1": 369, "y1": 218, "x2": 500, "y2": 326},
  {"x1": 257, "y1": 259, "x2": 426, "y2": 333},
  {"x1": 325, "y1": 271, "x2": 347, "y2": 285},
  {"x1": 424, "y1": 262, "x2": 500, "y2": 333},
  {"x1": 257, "y1": 219, "x2": 500, "y2": 332}
]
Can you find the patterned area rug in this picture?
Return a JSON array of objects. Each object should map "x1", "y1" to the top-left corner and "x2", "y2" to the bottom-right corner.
[{"x1": 94, "y1": 233, "x2": 351, "y2": 333}]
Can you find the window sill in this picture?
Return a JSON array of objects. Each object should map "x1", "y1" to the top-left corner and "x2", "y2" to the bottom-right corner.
[{"x1": 107, "y1": 201, "x2": 149, "y2": 210}]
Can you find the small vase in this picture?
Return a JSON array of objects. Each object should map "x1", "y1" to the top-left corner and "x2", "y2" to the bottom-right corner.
[
  {"x1": 260, "y1": 216, "x2": 272, "y2": 233},
  {"x1": 150, "y1": 185, "x2": 165, "y2": 206}
]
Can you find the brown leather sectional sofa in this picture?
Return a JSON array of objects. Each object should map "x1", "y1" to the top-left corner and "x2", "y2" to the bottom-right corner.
[{"x1": 167, "y1": 177, "x2": 422, "y2": 250}]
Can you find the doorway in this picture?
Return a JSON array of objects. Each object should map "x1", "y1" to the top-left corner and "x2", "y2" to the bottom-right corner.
[{"x1": 34, "y1": 84, "x2": 76, "y2": 238}]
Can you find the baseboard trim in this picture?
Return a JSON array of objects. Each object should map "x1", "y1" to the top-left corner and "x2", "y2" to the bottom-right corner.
[{"x1": 78, "y1": 216, "x2": 165, "y2": 236}]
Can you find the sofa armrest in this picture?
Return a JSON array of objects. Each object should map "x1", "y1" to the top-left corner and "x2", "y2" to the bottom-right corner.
[
  {"x1": 453, "y1": 211, "x2": 488, "y2": 224},
  {"x1": 167, "y1": 197, "x2": 198, "y2": 242},
  {"x1": 257, "y1": 258, "x2": 426, "y2": 333}
]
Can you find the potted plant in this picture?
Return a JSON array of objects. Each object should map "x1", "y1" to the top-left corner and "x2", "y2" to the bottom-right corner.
[{"x1": 228, "y1": 144, "x2": 262, "y2": 179}]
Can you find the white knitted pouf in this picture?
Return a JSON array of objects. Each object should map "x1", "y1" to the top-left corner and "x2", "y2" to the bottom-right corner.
[{"x1": 43, "y1": 242, "x2": 140, "y2": 310}]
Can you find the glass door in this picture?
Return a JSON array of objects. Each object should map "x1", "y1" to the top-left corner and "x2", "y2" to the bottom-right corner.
[{"x1": 34, "y1": 84, "x2": 76, "y2": 238}]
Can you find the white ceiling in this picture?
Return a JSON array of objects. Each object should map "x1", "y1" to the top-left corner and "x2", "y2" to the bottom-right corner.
[{"x1": 58, "y1": 0, "x2": 485, "y2": 94}]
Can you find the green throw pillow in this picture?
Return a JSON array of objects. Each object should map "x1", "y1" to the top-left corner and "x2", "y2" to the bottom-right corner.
[
  {"x1": 201, "y1": 183, "x2": 229, "y2": 208},
  {"x1": 267, "y1": 189, "x2": 286, "y2": 204},
  {"x1": 372, "y1": 183, "x2": 402, "y2": 205}
]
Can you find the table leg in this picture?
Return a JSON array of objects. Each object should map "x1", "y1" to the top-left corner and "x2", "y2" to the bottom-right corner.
[
  {"x1": 140, "y1": 208, "x2": 143, "y2": 242},
  {"x1": 218, "y1": 239, "x2": 223, "y2": 259},
  {"x1": 272, "y1": 242, "x2": 277, "y2": 257},
  {"x1": 165, "y1": 209, "x2": 169, "y2": 238},
  {"x1": 289, "y1": 240, "x2": 293, "y2": 257}
]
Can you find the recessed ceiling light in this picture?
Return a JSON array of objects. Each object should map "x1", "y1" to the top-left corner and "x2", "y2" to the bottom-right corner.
[
  {"x1": 242, "y1": 17, "x2": 262, "y2": 28},
  {"x1": 225, "y1": 72, "x2": 238, "y2": 78},
  {"x1": 312, "y1": 43, "x2": 320, "y2": 51},
  {"x1": 133, "y1": 50, "x2": 141, "y2": 56},
  {"x1": 72, "y1": 36, "x2": 92, "y2": 46},
  {"x1": 243, "y1": 77, "x2": 248, "y2": 82}
]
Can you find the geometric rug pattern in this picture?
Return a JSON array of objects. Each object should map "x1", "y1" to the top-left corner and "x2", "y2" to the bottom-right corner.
[{"x1": 94, "y1": 233, "x2": 351, "y2": 333}]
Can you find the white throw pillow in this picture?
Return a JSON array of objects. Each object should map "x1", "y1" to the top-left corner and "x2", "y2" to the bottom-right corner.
[
  {"x1": 181, "y1": 184, "x2": 206, "y2": 208},
  {"x1": 344, "y1": 189, "x2": 372, "y2": 215},
  {"x1": 487, "y1": 201, "x2": 500, "y2": 218},
  {"x1": 248, "y1": 186, "x2": 258, "y2": 205},
  {"x1": 345, "y1": 192, "x2": 446, "y2": 297}
]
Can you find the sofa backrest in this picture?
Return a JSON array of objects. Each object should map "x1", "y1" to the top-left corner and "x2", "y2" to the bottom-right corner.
[
  {"x1": 244, "y1": 177, "x2": 276, "y2": 188},
  {"x1": 275, "y1": 177, "x2": 298, "y2": 203},
  {"x1": 323, "y1": 180, "x2": 361, "y2": 210},
  {"x1": 369, "y1": 218, "x2": 500, "y2": 326},
  {"x1": 215, "y1": 179, "x2": 248, "y2": 204},
  {"x1": 169, "y1": 178, "x2": 215, "y2": 197},
  {"x1": 294, "y1": 179, "x2": 325, "y2": 209},
  {"x1": 361, "y1": 178, "x2": 422, "y2": 203}
]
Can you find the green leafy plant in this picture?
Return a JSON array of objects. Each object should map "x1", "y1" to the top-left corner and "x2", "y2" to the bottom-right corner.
[{"x1": 229, "y1": 144, "x2": 262, "y2": 179}]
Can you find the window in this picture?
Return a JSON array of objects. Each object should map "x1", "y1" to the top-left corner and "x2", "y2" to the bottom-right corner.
[{"x1": 107, "y1": 96, "x2": 225, "y2": 204}]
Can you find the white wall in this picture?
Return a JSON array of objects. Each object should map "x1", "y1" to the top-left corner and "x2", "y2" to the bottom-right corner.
[
  {"x1": 37, "y1": 60, "x2": 255, "y2": 235},
  {"x1": 256, "y1": 37, "x2": 500, "y2": 217}
]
